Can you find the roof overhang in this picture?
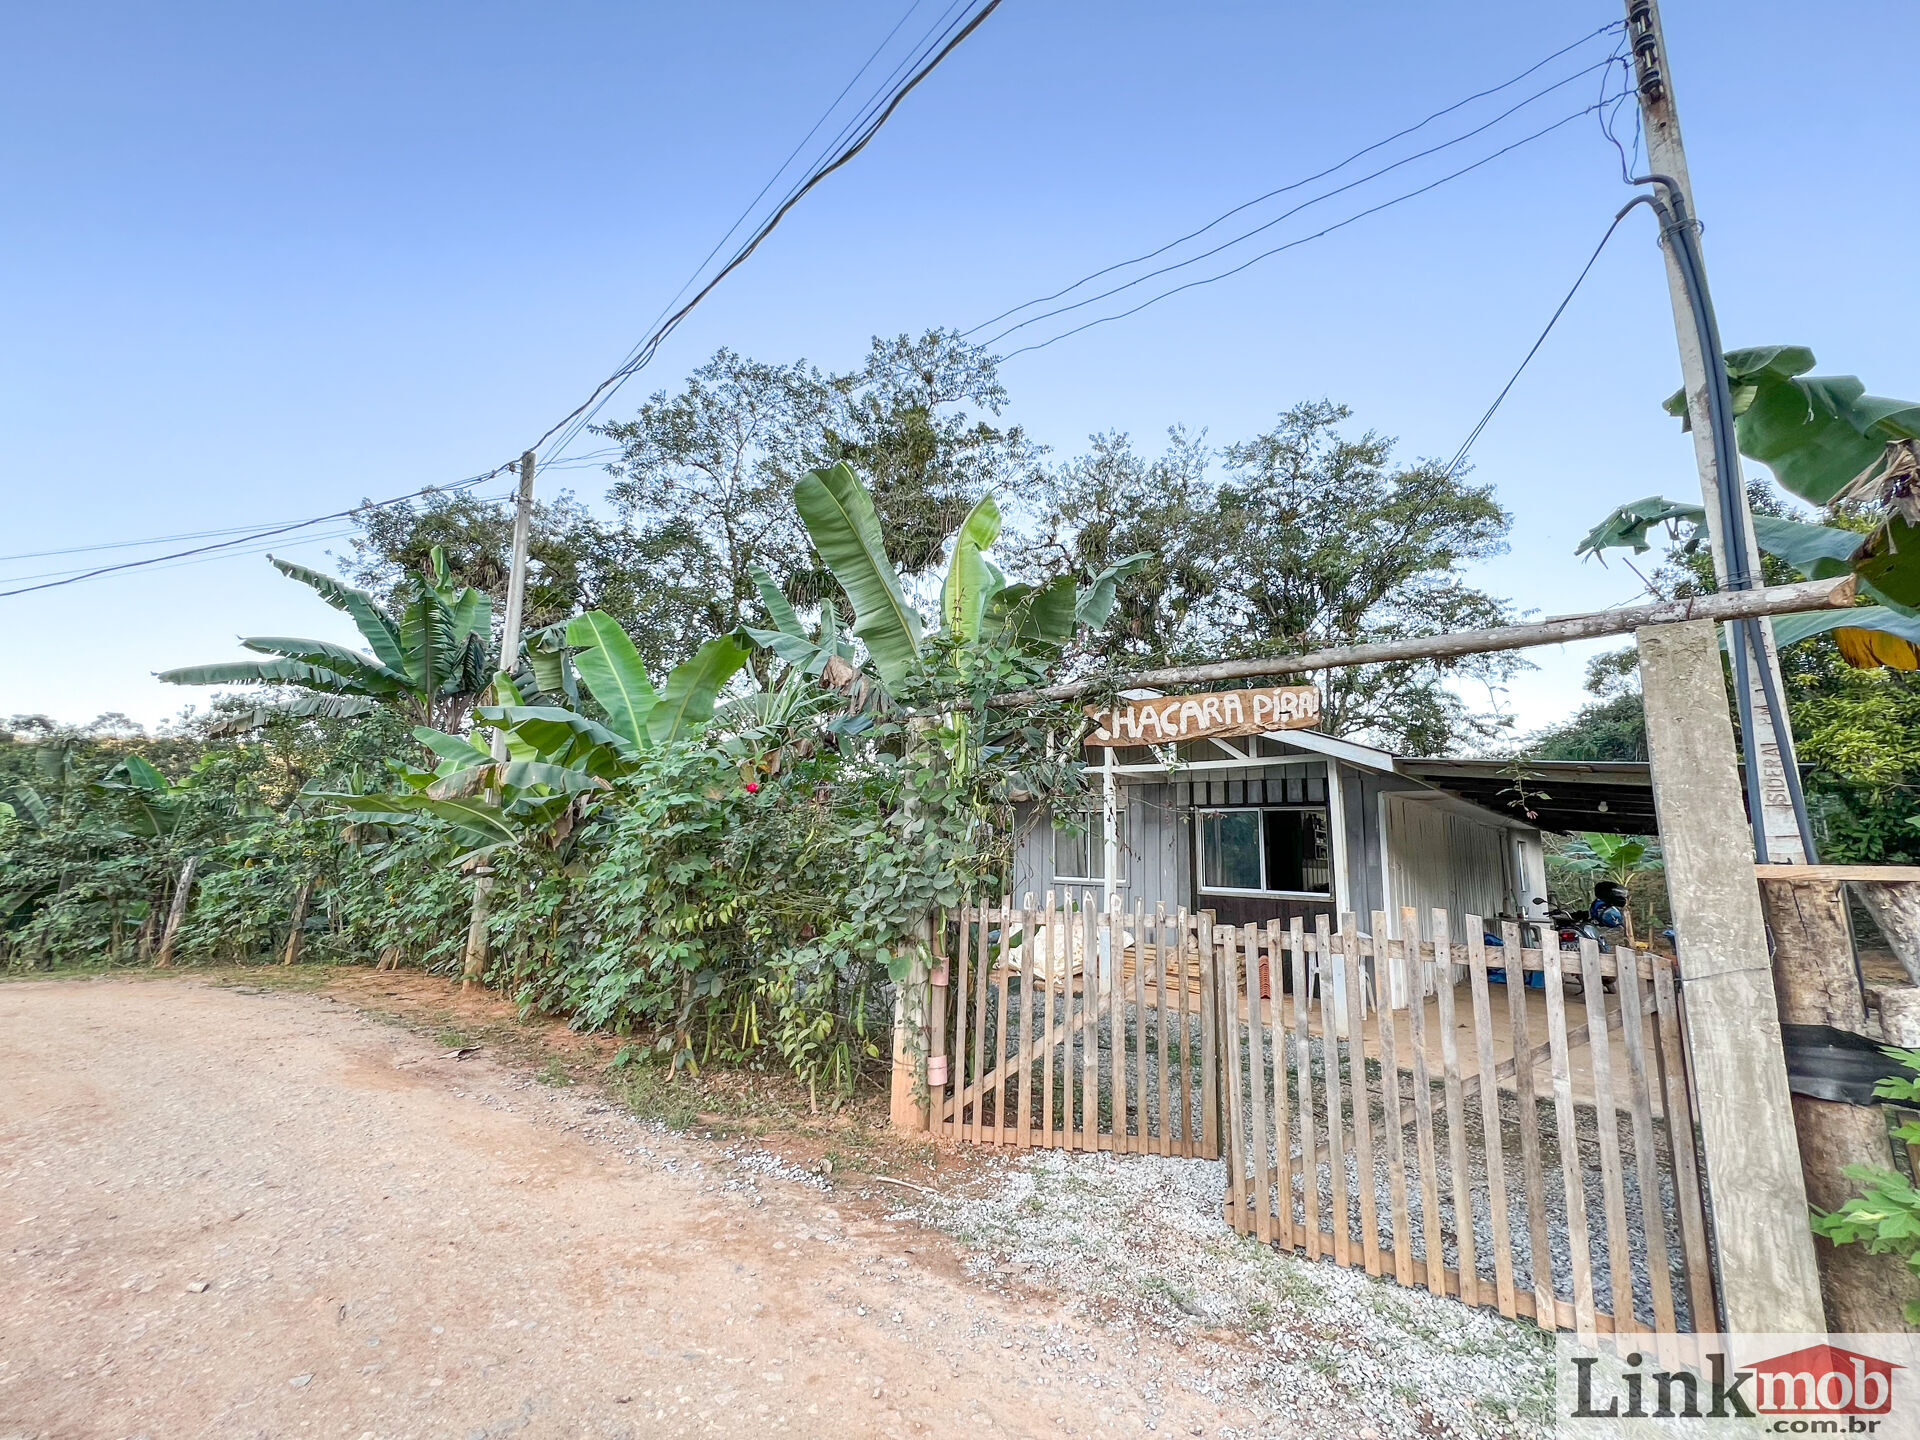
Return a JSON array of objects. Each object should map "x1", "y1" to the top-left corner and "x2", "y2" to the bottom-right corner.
[{"x1": 1396, "y1": 758, "x2": 1658, "y2": 835}]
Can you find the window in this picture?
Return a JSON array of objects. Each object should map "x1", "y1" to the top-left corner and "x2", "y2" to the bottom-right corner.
[
  {"x1": 1053, "y1": 808, "x2": 1126, "y2": 882},
  {"x1": 1199, "y1": 808, "x2": 1330, "y2": 896}
]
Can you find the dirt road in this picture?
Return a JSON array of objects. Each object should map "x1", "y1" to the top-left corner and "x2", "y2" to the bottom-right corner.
[{"x1": 0, "y1": 978, "x2": 1255, "y2": 1439}]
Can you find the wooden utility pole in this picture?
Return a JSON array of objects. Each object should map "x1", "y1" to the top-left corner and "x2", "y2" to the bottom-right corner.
[
  {"x1": 463, "y1": 450, "x2": 536, "y2": 993},
  {"x1": 1637, "y1": 619, "x2": 1824, "y2": 1332},
  {"x1": 154, "y1": 856, "x2": 198, "y2": 969},
  {"x1": 1623, "y1": 0, "x2": 1808, "y2": 864},
  {"x1": 281, "y1": 877, "x2": 314, "y2": 966}
]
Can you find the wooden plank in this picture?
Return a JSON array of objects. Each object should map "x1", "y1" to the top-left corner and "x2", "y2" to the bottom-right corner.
[
  {"x1": 993, "y1": 900, "x2": 1014, "y2": 1146},
  {"x1": 1042, "y1": 892, "x2": 1058, "y2": 1150},
  {"x1": 1240, "y1": 925, "x2": 1273, "y2": 1243},
  {"x1": 949, "y1": 907, "x2": 971, "y2": 1141},
  {"x1": 1652, "y1": 958, "x2": 1717, "y2": 1330},
  {"x1": 1403, "y1": 908, "x2": 1445, "y2": 1298},
  {"x1": 1753, "y1": 863, "x2": 1920, "y2": 883},
  {"x1": 1017, "y1": 896, "x2": 1037, "y2": 1147},
  {"x1": 1132, "y1": 900, "x2": 1149, "y2": 1155},
  {"x1": 1267, "y1": 920, "x2": 1294, "y2": 1252},
  {"x1": 1578, "y1": 938, "x2": 1637, "y2": 1337},
  {"x1": 971, "y1": 900, "x2": 991, "y2": 1146},
  {"x1": 1175, "y1": 908, "x2": 1192, "y2": 1154},
  {"x1": 1156, "y1": 903, "x2": 1172, "y2": 1156},
  {"x1": 1434, "y1": 910, "x2": 1478, "y2": 1310},
  {"x1": 1285, "y1": 919, "x2": 1314, "y2": 1258},
  {"x1": 1081, "y1": 893, "x2": 1099, "y2": 1153},
  {"x1": 1544, "y1": 943, "x2": 1598, "y2": 1340},
  {"x1": 1505, "y1": 920, "x2": 1556, "y2": 1330},
  {"x1": 1200, "y1": 914, "x2": 1219, "y2": 1161},
  {"x1": 1316, "y1": 917, "x2": 1350, "y2": 1265},
  {"x1": 1467, "y1": 924, "x2": 1517, "y2": 1319},
  {"x1": 1340, "y1": 912, "x2": 1381, "y2": 1278},
  {"x1": 1618, "y1": 943, "x2": 1676, "y2": 1334},
  {"x1": 1372, "y1": 911, "x2": 1414, "y2": 1288},
  {"x1": 1217, "y1": 920, "x2": 1248, "y2": 1232}
]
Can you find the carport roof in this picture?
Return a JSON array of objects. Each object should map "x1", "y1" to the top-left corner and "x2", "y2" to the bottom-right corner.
[{"x1": 1396, "y1": 758, "x2": 1659, "y2": 835}]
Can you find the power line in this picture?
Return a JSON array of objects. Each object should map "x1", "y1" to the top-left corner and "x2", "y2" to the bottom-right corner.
[
  {"x1": 7, "y1": 3, "x2": 1004, "y2": 601},
  {"x1": 967, "y1": 19, "x2": 1625, "y2": 339},
  {"x1": 531, "y1": 0, "x2": 996, "y2": 470},
  {"x1": 533, "y1": 0, "x2": 959, "y2": 470},
  {"x1": 1440, "y1": 201, "x2": 1637, "y2": 480},
  {"x1": 999, "y1": 104, "x2": 1608, "y2": 362},
  {"x1": 0, "y1": 474, "x2": 498, "y2": 598},
  {"x1": 981, "y1": 59, "x2": 1620, "y2": 353}
]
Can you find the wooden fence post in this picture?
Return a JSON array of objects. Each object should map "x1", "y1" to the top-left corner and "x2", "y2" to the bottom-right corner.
[
  {"x1": 1760, "y1": 873, "x2": 1920, "y2": 1328},
  {"x1": 1637, "y1": 619, "x2": 1825, "y2": 1333},
  {"x1": 890, "y1": 915, "x2": 934, "y2": 1133}
]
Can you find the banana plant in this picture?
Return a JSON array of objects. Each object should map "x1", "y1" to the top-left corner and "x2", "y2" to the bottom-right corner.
[
  {"x1": 321, "y1": 611, "x2": 751, "y2": 856},
  {"x1": 789, "y1": 461, "x2": 1148, "y2": 700},
  {"x1": 1579, "y1": 347, "x2": 1920, "y2": 669},
  {"x1": 159, "y1": 547, "x2": 495, "y2": 729}
]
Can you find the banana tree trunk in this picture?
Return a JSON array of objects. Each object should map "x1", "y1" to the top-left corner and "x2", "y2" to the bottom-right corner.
[
  {"x1": 281, "y1": 878, "x2": 315, "y2": 966},
  {"x1": 155, "y1": 856, "x2": 198, "y2": 968}
]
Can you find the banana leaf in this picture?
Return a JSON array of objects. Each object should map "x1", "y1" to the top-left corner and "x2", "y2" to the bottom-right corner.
[
  {"x1": 268, "y1": 556, "x2": 408, "y2": 673},
  {"x1": 566, "y1": 610, "x2": 658, "y2": 745},
  {"x1": 794, "y1": 462, "x2": 923, "y2": 691},
  {"x1": 648, "y1": 635, "x2": 751, "y2": 744}
]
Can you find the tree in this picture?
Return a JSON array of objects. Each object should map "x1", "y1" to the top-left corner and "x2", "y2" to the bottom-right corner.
[
  {"x1": 158, "y1": 548, "x2": 494, "y2": 731},
  {"x1": 1033, "y1": 403, "x2": 1519, "y2": 754},
  {"x1": 598, "y1": 331, "x2": 1041, "y2": 655},
  {"x1": 346, "y1": 489, "x2": 713, "y2": 682}
]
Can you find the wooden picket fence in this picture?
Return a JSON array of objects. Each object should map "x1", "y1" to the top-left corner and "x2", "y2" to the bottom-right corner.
[
  {"x1": 1215, "y1": 907, "x2": 1719, "y2": 1340},
  {"x1": 934, "y1": 893, "x2": 1221, "y2": 1158}
]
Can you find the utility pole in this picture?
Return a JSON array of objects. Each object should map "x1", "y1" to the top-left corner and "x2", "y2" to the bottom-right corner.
[
  {"x1": 1623, "y1": 0, "x2": 1809, "y2": 864},
  {"x1": 490, "y1": 450, "x2": 537, "y2": 764},
  {"x1": 463, "y1": 451, "x2": 536, "y2": 992}
]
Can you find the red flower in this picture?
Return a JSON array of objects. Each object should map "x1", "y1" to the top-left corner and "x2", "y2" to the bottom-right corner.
[{"x1": 744, "y1": 781, "x2": 760, "y2": 793}]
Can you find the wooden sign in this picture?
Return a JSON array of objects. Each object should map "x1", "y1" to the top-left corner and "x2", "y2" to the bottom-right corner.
[{"x1": 1085, "y1": 685, "x2": 1321, "y2": 746}]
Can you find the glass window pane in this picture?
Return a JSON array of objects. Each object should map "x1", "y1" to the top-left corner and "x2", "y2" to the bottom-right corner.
[
  {"x1": 1263, "y1": 809, "x2": 1331, "y2": 893},
  {"x1": 1202, "y1": 811, "x2": 1262, "y2": 890},
  {"x1": 1055, "y1": 809, "x2": 1125, "y2": 881},
  {"x1": 1054, "y1": 819, "x2": 1091, "y2": 879}
]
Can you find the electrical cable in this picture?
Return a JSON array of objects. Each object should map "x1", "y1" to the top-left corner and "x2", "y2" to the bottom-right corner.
[
  {"x1": 968, "y1": 19, "x2": 1625, "y2": 339},
  {"x1": 0, "y1": 474, "x2": 499, "y2": 599},
  {"x1": 1441, "y1": 196, "x2": 1639, "y2": 480},
  {"x1": 529, "y1": 0, "x2": 999, "y2": 469},
  {"x1": 5, "y1": 4, "x2": 1003, "y2": 601},
  {"x1": 980, "y1": 63, "x2": 1619, "y2": 352},
  {"x1": 532, "y1": 0, "x2": 959, "y2": 470},
  {"x1": 998, "y1": 104, "x2": 1605, "y2": 363}
]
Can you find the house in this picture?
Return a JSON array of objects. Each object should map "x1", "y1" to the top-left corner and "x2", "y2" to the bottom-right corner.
[{"x1": 1009, "y1": 710, "x2": 1656, "y2": 988}]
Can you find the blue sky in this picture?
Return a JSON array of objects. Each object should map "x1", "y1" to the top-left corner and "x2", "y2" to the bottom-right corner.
[{"x1": 5, "y1": 1, "x2": 1915, "y2": 738}]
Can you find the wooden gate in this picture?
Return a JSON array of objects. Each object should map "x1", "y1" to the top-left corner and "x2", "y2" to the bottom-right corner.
[
  {"x1": 935, "y1": 893, "x2": 1220, "y2": 1158},
  {"x1": 1214, "y1": 906, "x2": 1720, "y2": 1339}
]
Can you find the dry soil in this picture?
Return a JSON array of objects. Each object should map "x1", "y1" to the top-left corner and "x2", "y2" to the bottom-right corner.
[{"x1": 0, "y1": 976, "x2": 1262, "y2": 1440}]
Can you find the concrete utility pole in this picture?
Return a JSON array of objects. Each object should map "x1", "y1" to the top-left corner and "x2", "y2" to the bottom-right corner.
[
  {"x1": 464, "y1": 451, "x2": 536, "y2": 992},
  {"x1": 1623, "y1": 0, "x2": 1809, "y2": 863},
  {"x1": 490, "y1": 450, "x2": 537, "y2": 765}
]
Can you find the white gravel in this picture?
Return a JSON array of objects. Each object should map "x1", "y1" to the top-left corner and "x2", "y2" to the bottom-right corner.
[{"x1": 900, "y1": 1146, "x2": 1556, "y2": 1439}]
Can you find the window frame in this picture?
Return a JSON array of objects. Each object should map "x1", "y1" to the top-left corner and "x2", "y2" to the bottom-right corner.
[
  {"x1": 1195, "y1": 804, "x2": 1332, "y2": 900},
  {"x1": 1051, "y1": 806, "x2": 1128, "y2": 885}
]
